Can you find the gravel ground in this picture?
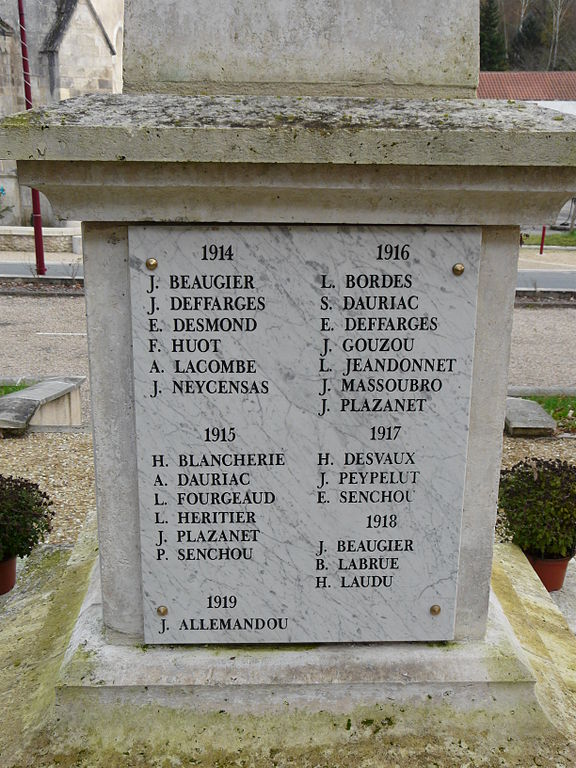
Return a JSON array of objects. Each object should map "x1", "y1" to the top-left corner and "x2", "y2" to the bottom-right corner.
[
  {"x1": 509, "y1": 306, "x2": 576, "y2": 388},
  {"x1": 1, "y1": 294, "x2": 90, "y2": 421},
  {"x1": 0, "y1": 432, "x2": 95, "y2": 546},
  {"x1": 0, "y1": 296, "x2": 575, "y2": 547}
]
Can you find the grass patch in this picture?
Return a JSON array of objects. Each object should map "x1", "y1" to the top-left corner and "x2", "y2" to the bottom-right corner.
[
  {"x1": 0, "y1": 382, "x2": 29, "y2": 396},
  {"x1": 522, "y1": 230, "x2": 576, "y2": 247},
  {"x1": 526, "y1": 395, "x2": 576, "y2": 432}
]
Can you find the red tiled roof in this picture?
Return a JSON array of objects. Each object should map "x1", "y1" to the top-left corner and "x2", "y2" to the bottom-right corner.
[{"x1": 478, "y1": 71, "x2": 576, "y2": 100}]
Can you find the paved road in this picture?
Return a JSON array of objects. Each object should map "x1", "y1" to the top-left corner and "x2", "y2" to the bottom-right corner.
[
  {"x1": 3, "y1": 261, "x2": 576, "y2": 292},
  {"x1": 0, "y1": 260, "x2": 84, "y2": 278},
  {"x1": 1, "y1": 246, "x2": 576, "y2": 287},
  {"x1": 517, "y1": 269, "x2": 576, "y2": 291}
]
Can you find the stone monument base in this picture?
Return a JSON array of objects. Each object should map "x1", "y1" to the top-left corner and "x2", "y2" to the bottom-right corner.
[
  {"x1": 52, "y1": 550, "x2": 575, "y2": 762},
  {"x1": 2, "y1": 518, "x2": 574, "y2": 767}
]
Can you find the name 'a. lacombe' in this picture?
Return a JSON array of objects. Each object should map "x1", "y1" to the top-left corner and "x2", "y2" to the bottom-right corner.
[{"x1": 174, "y1": 358, "x2": 257, "y2": 374}]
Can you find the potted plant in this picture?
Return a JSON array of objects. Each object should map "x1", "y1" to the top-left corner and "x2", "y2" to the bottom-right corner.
[
  {"x1": 0, "y1": 475, "x2": 54, "y2": 595},
  {"x1": 498, "y1": 458, "x2": 576, "y2": 591}
]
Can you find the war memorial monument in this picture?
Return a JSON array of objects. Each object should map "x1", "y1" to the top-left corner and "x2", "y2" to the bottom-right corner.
[{"x1": 2, "y1": 0, "x2": 576, "y2": 764}]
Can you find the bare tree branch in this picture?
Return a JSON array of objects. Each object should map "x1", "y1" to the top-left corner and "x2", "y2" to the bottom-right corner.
[
  {"x1": 518, "y1": 0, "x2": 533, "y2": 31},
  {"x1": 547, "y1": 0, "x2": 573, "y2": 69}
]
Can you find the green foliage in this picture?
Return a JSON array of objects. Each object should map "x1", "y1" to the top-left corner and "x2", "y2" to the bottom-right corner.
[
  {"x1": 0, "y1": 475, "x2": 54, "y2": 561},
  {"x1": 499, "y1": 459, "x2": 576, "y2": 558},
  {"x1": 526, "y1": 395, "x2": 576, "y2": 433},
  {"x1": 480, "y1": 0, "x2": 508, "y2": 70},
  {"x1": 522, "y1": 229, "x2": 576, "y2": 246},
  {"x1": 0, "y1": 383, "x2": 29, "y2": 397}
]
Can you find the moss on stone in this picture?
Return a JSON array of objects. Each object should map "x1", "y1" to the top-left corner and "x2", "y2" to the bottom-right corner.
[
  {"x1": 0, "y1": 112, "x2": 34, "y2": 129},
  {"x1": 58, "y1": 643, "x2": 97, "y2": 686},
  {"x1": 0, "y1": 110, "x2": 48, "y2": 129},
  {"x1": 16, "y1": 698, "x2": 573, "y2": 768},
  {"x1": 0, "y1": 520, "x2": 98, "y2": 764},
  {"x1": 4, "y1": 537, "x2": 576, "y2": 766}
]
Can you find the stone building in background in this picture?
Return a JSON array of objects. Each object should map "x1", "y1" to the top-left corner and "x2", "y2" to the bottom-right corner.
[{"x1": 0, "y1": 0, "x2": 123, "y2": 224}]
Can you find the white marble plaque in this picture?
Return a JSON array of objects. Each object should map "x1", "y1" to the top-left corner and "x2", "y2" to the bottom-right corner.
[{"x1": 129, "y1": 225, "x2": 480, "y2": 644}]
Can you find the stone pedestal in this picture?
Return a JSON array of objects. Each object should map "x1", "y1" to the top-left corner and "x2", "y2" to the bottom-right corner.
[
  {"x1": 2, "y1": 94, "x2": 576, "y2": 753},
  {"x1": 122, "y1": 1, "x2": 478, "y2": 97}
]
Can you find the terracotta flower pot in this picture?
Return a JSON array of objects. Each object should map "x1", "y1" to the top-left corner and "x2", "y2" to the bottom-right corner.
[
  {"x1": 0, "y1": 556, "x2": 17, "y2": 595},
  {"x1": 525, "y1": 553, "x2": 572, "y2": 592}
]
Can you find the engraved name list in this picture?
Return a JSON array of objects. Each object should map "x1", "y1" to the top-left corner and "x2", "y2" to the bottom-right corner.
[{"x1": 129, "y1": 225, "x2": 481, "y2": 643}]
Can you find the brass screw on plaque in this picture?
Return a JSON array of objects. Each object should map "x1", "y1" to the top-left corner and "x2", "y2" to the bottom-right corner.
[
  {"x1": 430, "y1": 605, "x2": 441, "y2": 616},
  {"x1": 452, "y1": 263, "x2": 465, "y2": 276},
  {"x1": 146, "y1": 257, "x2": 159, "y2": 270},
  {"x1": 156, "y1": 605, "x2": 168, "y2": 617}
]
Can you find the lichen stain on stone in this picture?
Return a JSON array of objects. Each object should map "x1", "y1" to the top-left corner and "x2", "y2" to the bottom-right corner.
[
  {"x1": 58, "y1": 642, "x2": 98, "y2": 686},
  {"x1": 0, "y1": 529, "x2": 98, "y2": 765},
  {"x1": 0, "y1": 111, "x2": 35, "y2": 129},
  {"x1": 0, "y1": 109, "x2": 51, "y2": 131},
  {"x1": 15, "y1": 701, "x2": 575, "y2": 768},
  {"x1": 492, "y1": 544, "x2": 576, "y2": 740},
  {"x1": 3, "y1": 539, "x2": 575, "y2": 766},
  {"x1": 4, "y1": 93, "x2": 576, "y2": 134}
]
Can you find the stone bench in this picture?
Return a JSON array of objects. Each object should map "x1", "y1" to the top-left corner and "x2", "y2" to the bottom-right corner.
[
  {"x1": 0, "y1": 376, "x2": 85, "y2": 433},
  {"x1": 505, "y1": 396, "x2": 557, "y2": 437}
]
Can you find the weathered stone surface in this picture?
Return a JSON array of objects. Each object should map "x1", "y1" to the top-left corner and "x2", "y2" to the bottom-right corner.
[
  {"x1": 14, "y1": 161, "x2": 576, "y2": 228},
  {"x1": 14, "y1": 376, "x2": 85, "y2": 404},
  {"x1": 2, "y1": 95, "x2": 576, "y2": 166},
  {"x1": 4, "y1": 517, "x2": 574, "y2": 766},
  {"x1": 505, "y1": 397, "x2": 557, "y2": 437},
  {"x1": 123, "y1": 0, "x2": 478, "y2": 98},
  {"x1": 59, "y1": 565, "x2": 538, "y2": 720},
  {"x1": 0, "y1": 397, "x2": 37, "y2": 429}
]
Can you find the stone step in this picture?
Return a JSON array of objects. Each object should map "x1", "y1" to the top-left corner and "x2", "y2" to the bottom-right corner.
[{"x1": 505, "y1": 397, "x2": 557, "y2": 437}]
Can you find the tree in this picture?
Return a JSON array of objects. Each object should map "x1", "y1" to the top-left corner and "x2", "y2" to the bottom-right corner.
[
  {"x1": 511, "y1": 13, "x2": 544, "y2": 68},
  {"x1": 546, "y1": 0, "x2": 574, "y2": 69},
  {"x1": 480, "y1": 0, "x2": 509, "y2": 70},
  {"x1": 518, "y1": 0, "x2": 534, "y2": 32}
]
